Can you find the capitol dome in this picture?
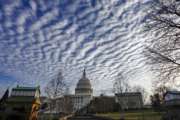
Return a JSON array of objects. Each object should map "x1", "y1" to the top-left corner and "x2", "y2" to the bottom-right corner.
[{"x1": 75, "y1": 69, "x2": 93, "y2": 95}]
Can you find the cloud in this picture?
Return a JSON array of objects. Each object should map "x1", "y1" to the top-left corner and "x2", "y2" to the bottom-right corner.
[{"x1": 0, "y1": 0, "x2": 153, "y2": 95}]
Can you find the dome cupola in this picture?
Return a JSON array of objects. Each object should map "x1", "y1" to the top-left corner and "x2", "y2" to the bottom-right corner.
[{"x1": 75, "y1": 69, "x2": 93, "y2": 95}]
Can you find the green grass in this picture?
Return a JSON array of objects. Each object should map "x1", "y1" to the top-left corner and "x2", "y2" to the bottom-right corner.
[{"x1": 96, "y1": 110, "x2": 163, "y2": 120}]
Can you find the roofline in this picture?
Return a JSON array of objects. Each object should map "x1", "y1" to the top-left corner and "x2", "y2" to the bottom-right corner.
[
  {"x1": 115, "y1": 92, "x2": 142, "y2": 96},
  {"x1": 11, "y1": 86, "x2": 41, "y2": 93},
  {"x1": 164, "y1": 91, "x2": 180, "y2": 96}
]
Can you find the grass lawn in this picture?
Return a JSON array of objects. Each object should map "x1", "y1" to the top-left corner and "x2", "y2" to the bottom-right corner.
[{"x1": 96, "y1": 109, "x2": 163, "y2": 120}]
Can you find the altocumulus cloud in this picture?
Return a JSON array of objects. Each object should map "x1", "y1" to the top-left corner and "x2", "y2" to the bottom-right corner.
[{"x1": 0, "y1": 0, "x2": 153, "y2": 95}]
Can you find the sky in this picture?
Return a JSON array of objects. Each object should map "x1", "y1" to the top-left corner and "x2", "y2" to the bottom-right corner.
[{"x1": 0, "y1": 0, "x2": 154, "y2": 96}]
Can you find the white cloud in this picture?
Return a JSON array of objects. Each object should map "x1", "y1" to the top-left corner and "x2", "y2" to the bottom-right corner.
[{"x1": 0, "y1": 0, "x2": 154, "y2": 96}]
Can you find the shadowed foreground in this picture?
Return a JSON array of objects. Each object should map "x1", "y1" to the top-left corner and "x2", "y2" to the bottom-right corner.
[
  {"x1": 67, "y1": 115, "x2": 113, "y2": 120},
  {"x1": 96, "y1": 110, "x2": 163, "y2": 120}
]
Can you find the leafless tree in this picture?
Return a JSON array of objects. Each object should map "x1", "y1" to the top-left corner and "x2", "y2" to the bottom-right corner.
[
  {"x1": 152, "y1": 84, "x2": 170, "y2": 102},
  {"x1": 113, "y1": 73, "x2": 130, "y2": 120},
  {"x1": 132, "y1": 85, "x2": 148, "y2": 103},
  {"x1": 145, "y1": 0, "x2": 180, "y2": 85},
  {"x1": 45, "y1": 71, "x2": 68, "y2": 113},
  {"x1": 45, "y1": 71, "x2": 67, "y2": 99},
  {"x1": 56, "y1": 95, "x2": 74, "y2": 114},
  {"x1": 113, "y1": 74, "x2": 131, "y2": 94}
]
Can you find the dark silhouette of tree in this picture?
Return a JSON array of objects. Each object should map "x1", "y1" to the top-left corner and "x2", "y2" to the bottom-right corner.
[
  {"x1": 150, "y1": 93, "x2": 161, "y2": 112},
  {"x1": 153, "y1": 85, "x2": 170, "y2": 102},
  {"x1": 0, "y1": 88, "x2": 9, "y2": 110},
  {"x1": 145, "y1": 0, "x2": 180, "y2": 85}
]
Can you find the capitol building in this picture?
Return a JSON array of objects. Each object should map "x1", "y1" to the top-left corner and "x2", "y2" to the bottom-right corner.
[
  {"x1": 41, "y1": 69, "x2": 144, "y2": 115},
  {"x1": 73, "y1": 69, "x2": 93, "y2": 111},
  {"x1": 53, "y1": 69, "x2": 93, "y2": 113}
]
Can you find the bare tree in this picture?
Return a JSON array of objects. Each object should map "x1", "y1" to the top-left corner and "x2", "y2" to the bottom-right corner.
[
  {"x1": 45, "y1": 71, "x2": 67, "y2": 113},
  {"x1": 145, "y1": 0, "x2": 180, "y2": 85},
  {"x1": 113, "y1": 74, "x2": 131, "y2": 94},
  {"x1": 152, "y1": 84, "x2": 170, "y2": 102},
  {"x1": 132, "y1": 85, "x2": 148, "y2": 103},
  {"x1": 45, "y1": 71, "x2": 67, "y2": 99},
  {"x1": 113, "y1": 74, "x2": 130, "y2": 120}
]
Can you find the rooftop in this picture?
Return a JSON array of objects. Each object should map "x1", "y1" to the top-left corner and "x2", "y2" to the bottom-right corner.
[
  {"x1": 165, "y1": 91, "x2": 180, "y2": 96},
  {"x1": 12, "y1": 86, "x2": 39, "y2": 91},
  {"x1": 115, "y1": 92, "x2": 142, "y2": 96},
  {"x1": 75, "y1": 69, "x2": 92, "y2": 91}
]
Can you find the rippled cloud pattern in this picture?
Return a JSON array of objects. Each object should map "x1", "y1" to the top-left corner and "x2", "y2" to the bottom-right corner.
[{"x1": 0, "y1": 0, "x2": 152, "y2": 95}]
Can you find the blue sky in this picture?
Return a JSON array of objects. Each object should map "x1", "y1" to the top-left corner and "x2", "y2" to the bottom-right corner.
[{"x1": 0, "y1": 0, "x2": 154, "y2": 96}]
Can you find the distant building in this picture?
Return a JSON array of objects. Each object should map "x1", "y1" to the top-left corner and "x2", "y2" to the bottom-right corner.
[
  {"x1": 162, "y1": 91, "x2": 180, "y2": 119},
  {"x1": 164, "y1": 91, "x2": 180, "y2": 106},
  {"x1": 55, "y1": 95, "x2": 74, "y2": 113},
  {"x1": 73, "y1": 69, "x2": 93, "y2": 111},
  {"x1": 0, "y1": 86, "x2": 41, "y2": 120},
  {"x1": 115, "y1": 92, "x2": 143, "y2": 109},
  {"x1": 49, "y1": 69, "x2": 93, "y2": 114},
  {"x1": 87, "y1": 95, "x2": 118, "y2": 113}
]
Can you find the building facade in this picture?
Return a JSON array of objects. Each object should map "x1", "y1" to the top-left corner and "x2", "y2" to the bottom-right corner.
[
  {"x1": 45, "y1": 69, "x2": 93, "y2": 114},
  {"x1": 73, "y1": 69, "x2": 93, "y2": 111},
  {"x1": 87, "y1": 95, "x2": 118, "y2": 113},
  {"x1": 0, "y1": 86, "x2": 41, "y2": 120},
  {"x1": 115, "y1": 92, "x2": 143, "y2": 110},
  {"x1": 164, "y1": 91, "x2": 180, "y2": 106},
  {"x1": 55, "y1": 95, "x2": 74, "y2": 113}
]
